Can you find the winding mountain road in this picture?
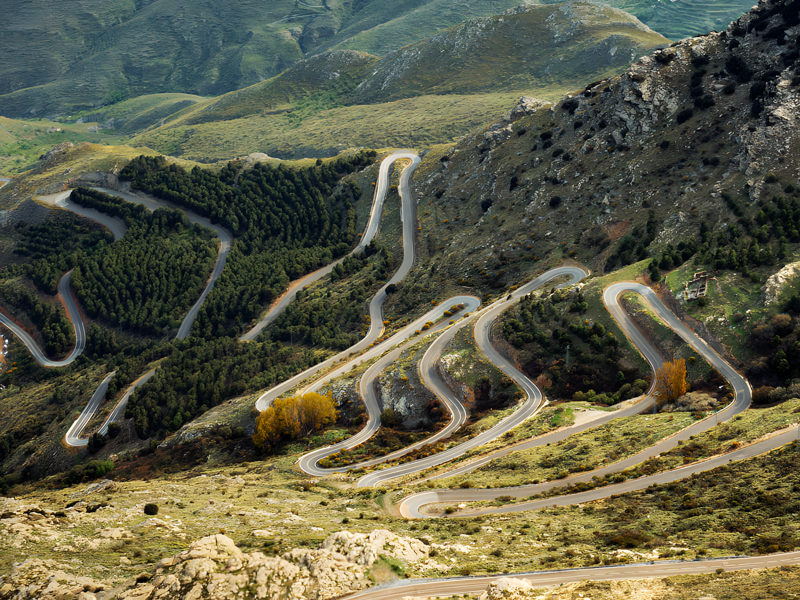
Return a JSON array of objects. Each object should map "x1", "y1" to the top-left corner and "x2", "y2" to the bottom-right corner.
[
  {"x1": 344, "y1": 552, "x2": 800, "y2": 599},
  {"x1": 355, "y1": 268, "x2": 588, "y2": 487},
  {"x1": 0, "y1": 270, "x2": 85, "y2": 367},
  {"x1": 89, "y1": 187, "x2": 233, "y2": 340},
  {"x1": 241, "y1": 152, "x2": 419, "y2": 342},
  {"x1": 253, "y1": 152, "x2": 422, "y2": 412},
  {"x1": 37, "y1": 186, "x2": 233, "y2": 446},
  {"x1": 397, "y1": 282, "x2": 752, "y2": 518},
  {"x1": 37, "y1": 191, "x2": 127, "y2": 241}
]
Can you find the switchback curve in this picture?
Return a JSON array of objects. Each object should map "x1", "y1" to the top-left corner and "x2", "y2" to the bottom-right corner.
[
  {"x1": 397, "y1": 282, "x2": 752, "y2": 518},
  {"x1": 0, "y1": 270, "x2": 85, "y2": 367}
]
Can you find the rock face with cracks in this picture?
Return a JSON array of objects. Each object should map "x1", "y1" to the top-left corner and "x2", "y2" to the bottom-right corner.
[{"x1": 0, "y1": 530, "x2": 429, "y2": 600}]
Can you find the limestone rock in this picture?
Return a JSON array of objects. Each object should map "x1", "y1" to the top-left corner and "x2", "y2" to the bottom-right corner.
[
  {"x1": 763, "y1": 261, "x2": 800, "y2": 305},
  {"x1": 320, "y1": 529, "x2": 429, "y2": 566},
  {"x1": 479, "y1": 577, "x2": 537, "y2": 599},
  {"x1": 506, "y1": 97, "x2": 551, "y2": 122},
  {"x1": 661, "y1": 391, "x2": 720, "y2": 413},
  {"x1": 0, "y1": 529, "x2": 430, "y2": 600}
]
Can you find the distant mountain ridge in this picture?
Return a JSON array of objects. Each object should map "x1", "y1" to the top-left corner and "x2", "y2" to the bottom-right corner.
[
  {"x1": 0, "y1": 0, "x2": 754, "y2": 119},
  {"x1": 128, "y1": 2, "x2": 670, "y2": 160}
]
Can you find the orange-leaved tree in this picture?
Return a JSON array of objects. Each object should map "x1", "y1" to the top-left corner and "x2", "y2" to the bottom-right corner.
[
  {"x1": 252, "y1": 392, "x2": 338, "y2": 451},
  {"x1": 252, "y1": 404, "x2": 283, "y2": 451},
  {"x1": 654, "y1": 358, "x2": 688, "y2": 404}
]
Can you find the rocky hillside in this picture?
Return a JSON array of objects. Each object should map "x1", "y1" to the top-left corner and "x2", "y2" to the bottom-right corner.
[
  {"x1": 404, "y1": 0, "x2": 800, "y2": 296},
  {"x1": 0, "y1": 484, "x2": 430, "y2": 599}
]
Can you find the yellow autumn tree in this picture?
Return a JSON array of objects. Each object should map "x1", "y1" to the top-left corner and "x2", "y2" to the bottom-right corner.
[
  {"x1": 297, "y1": 392, "x2": 338, "y2": 435},
  {"x1": 252, "y1": 392, "x2": 338, "y2": 451},
  {"x1": 654, "y1": 358, "x2": 689, "y2": 404},
  {"x1": 252, "y1": 405, "x2": 282, "y2": 451}
]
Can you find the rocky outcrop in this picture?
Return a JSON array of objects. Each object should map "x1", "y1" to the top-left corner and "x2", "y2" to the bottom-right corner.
[
  {"x1": 40, "y1": 142, "x2": 74, "y2": 163},
  {"x1": 320, "y1": 529, "x2": 429, "y2": 566},
  {"x1": 763, "y1": 261, "x2": 800, "y2": 305},
  {"x1": 0, "y1": 529, "x2": 428, "y2": 600},
  {"x1": 377, "y1": 344, "x2": 437, "y2": 429},
  {"x1": 506, "y1": 97, "x2": 552, "y2": 122},
  {"x1": 661, "y1": 391, "x2": 720, "y2": 413},
  {"x1": 478, "y1": 577, "x2": 538, "y2": 600}
]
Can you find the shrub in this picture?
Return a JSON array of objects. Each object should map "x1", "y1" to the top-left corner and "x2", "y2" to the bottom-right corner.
[
  {"x1": 676, "y1": 109, "x2": 694, "y2": 124},
  {"x1": 694, "y1": 95, "x2": 716, "y2": 109},
  {"x1": 549, "y1": 196, "x2": 562, "y2": 208},
  {"x1": 380, "y1": 408, "x2": 398, "y2": 428},
  {"x1": 726, "y1": 56, "x2": 753, "y2": 83},
  {"x1": 753, "y1": 386, "x2": 775, "y2": 404},
  {"x1": 654, "y1": 51, "x2": 675, "y2": 65},
  {"x1": 765, "y1": 173, "x2": 779, "y2": 184},
  {"x1": 144, "y1": 503, "x2": 159, "y2": 516},
  {"x1": 562, "y1": 99, "x2": 579, "y2": 114},
  {"x1": 63, "y1": 460, "x2": 114, "y2": 485},
  {"x1": 751, "y1": 81, "x2": 767, "y2": 100},
  {"x1": 107, "y1": 422, "x2": 121, "y2": 438},
  {"x1": 480, "y1": 198, "x2": 494, "y2": 212}
]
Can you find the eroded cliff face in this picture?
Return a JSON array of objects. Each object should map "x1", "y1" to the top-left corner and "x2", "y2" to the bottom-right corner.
[{"x1": 406, "y1": 0, "x2": 800, "y2": 294}]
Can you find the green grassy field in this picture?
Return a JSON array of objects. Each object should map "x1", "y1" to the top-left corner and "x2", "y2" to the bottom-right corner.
[{"x1": 0, "y1": 116, "x2": 127, "y2": 176}]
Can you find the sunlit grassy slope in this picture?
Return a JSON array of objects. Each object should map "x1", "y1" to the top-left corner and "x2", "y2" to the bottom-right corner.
[{"x1": 131, "y1": 3, "x2": 669, "y2": 160}]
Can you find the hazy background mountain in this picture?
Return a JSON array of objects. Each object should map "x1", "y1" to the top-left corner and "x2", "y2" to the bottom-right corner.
[
  {"x1": 129, "y1": 2, "x2": 670, "y2": 160},
  {"x1": 1, "y1": 0, "x2": 753, "y2": 118}
]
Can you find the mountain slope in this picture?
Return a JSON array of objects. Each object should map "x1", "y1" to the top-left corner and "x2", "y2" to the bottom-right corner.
[
  {"x1": 397, "y1": 0, "x2": 800, "y2": 356},
  {"x1": 130, "y1": 3, "x2": 669, "y2": 160},
  {"x1": 0, "y1": 0, "x2": 754, "y2": 119}
]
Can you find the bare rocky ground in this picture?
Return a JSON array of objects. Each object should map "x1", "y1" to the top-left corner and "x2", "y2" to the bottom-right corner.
[{"x1": 0, "y1": 482, "x2": 432, "y2": 600}]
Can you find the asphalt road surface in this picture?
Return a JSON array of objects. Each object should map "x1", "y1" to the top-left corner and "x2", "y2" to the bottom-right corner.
[
  {"x1": 0, "y1": 270, "x2": 86, "y2": 367},
  {"x1": 64, "y1": 372, "x2": 116, "y2": 446},
  {"x1": 253, "y1": 153, "x2": 421, "y2": 412},
  {"x1": 398, "y1": 282, "x2": 753, "y2": 518},
  {"x1": 343, "y1": 551, "x2": 800, "y2": 599},
  {"x1": 53, "y1": 186, "x2": 231, "y2": 445},
  {"x1": 37, "y1": 191, "x2": 127, "y2": 240},
  {"x1": 298, "y1": 296, "x2": 480, "y2": 476},
  {"x1": 241, "y1": 151, "x2": 418, "y2": 342},
  {"x1": 356, "y1": 268, "x2": 588, "y2": 487}
]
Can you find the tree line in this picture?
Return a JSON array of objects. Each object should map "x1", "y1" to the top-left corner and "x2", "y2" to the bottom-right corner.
[
  {"x1": 70, "y1": 188, "x2": 218, "y2": 337},
  {"x1": 503, "y1": 290, "x2": 647, "y2": 405},
  {"x1": 125, "y1": 337, "x2": 328, "y2": 437},
  {"x1": 266, "y1": 240, "x2": 396, "y2": 349},
  {"x1": 119, "y1": 152, "x2": 375, "y2": 337}
]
